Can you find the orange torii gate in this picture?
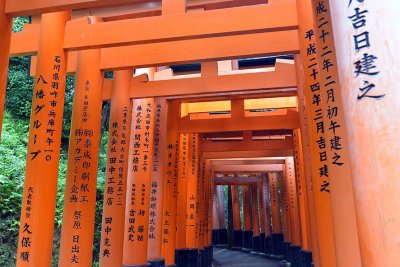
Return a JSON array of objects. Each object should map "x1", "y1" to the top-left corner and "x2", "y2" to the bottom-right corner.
[{"x1": 0, "y1": 0, "x2": 399, "y2": 267}]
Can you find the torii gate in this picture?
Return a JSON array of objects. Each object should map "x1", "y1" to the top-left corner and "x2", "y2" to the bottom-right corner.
[{"x1": 0, "y1": 1, "x2": 399, "y2": 267}]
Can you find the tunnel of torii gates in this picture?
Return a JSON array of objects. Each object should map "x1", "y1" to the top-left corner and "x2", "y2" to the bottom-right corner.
[{"x1": 0, "y1": 0, "x2": 399, "y2": 267}]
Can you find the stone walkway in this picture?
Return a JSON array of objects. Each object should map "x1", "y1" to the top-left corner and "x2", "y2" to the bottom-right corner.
[{"x1": 213, "y1": 247, "x2": 282, "y2": 267}]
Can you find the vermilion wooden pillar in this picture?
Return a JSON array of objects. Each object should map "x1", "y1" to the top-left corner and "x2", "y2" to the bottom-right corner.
[
  {"x1": 329, "y1": 1, "x2": 400, "y2": 266},
  {"x1": 175, "y1": 133, "x2": 190, "y2": 266},
  {"x1": 285, "y1": 157, "x2": 302, "y2": 265},
  {"x1": 268, "y1": 172, "x2": 284, "y2": 256},
  {"x1": 251, "y1": 185, "x2": 261, "y2": 252},
  {"x1": 197, "y1": 156, "x2": 210, "y2": 266},
  {"x1": 176, "y1": 133, "x2": 189, "y2": 248},
  {"x1": 212, "y1": 186, "x2": 219, "y2": 245},
  {"x1": 280, "y1": 169, "x2": 291, "y2": 261},
  {"x1": 294, "y1": 54, "x2": 322, "y2": 267},
  {"x1": 196, "y1": 158, "x2": 205, "y2": 251},
  {"x1": 160, "y1": 102, "x2": 180, "y2": 266},
  {"x1": 295, "y1": 1, "x2": 337, "y2": 266},
  {"x1": 203, "y1": 161, "x2": 211, "y2": 250},
  {"x1": 16, "y1": 11, "x2": 70, "y2": 267},
  {"x1": 122, "y1": 98, "x2": 155, "y2": 266},
  {"x1": 217, "y1": 186, "x2": 226, "y2": 229},
  {"x1": 231, "y1": 185, "x2": 242, "y2": 248},
  {"x1": 0, "y1": 0, "x2": 11, "y2": 139},
  {"x1": 227, "y1": 185, "x2": 234, "y2": 246},
  {"x1": 185, "y1": 133, "x2": 199, "y2": 265},
  {"x1": 242, "y1": 185, "x2": 253, "y2": 251},
  {"x1": 204, "y1": 160, "x2": 214, "y2": 265},
  {"x1": 147, "y1": 97, "x2": 168, "y2": 266},
  {"x1": 186, "y1": 135, "x2": 199, "y2": 249},
  {"x1": 257, "y1": 181, "x2": 266, "y2": 253},
  {"x1": 262, "y1": 176, "x2": 272, "y2": 254},
  {"x1": 310, "y1": 1, "x2": 363, "y2": 266},
  {"x1": 295, "y1": 77, "x2": 321, "y2": 266},
  {"x1": 217, "y1": 185, "x2": 228, "y2": 245},
  {"x1": 99, "y1": 70, "x2": 132, "y2": 266},
  {"x1": 293, "y1": 129, "x2": 314, "y2": 265},
  {"x1": 59, "y1": 16, "x2": 103, "y2": 267}
]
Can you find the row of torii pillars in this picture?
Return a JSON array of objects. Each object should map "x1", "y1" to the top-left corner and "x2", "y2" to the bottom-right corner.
[
  {"x1": 211, "y1": 171, "x2": 312, "y2": 266},
  {"x1": 211, "y1": 167, "x2": 311, "y2": 262},
  {"x1": 0, "y1": 0, "x2": 399, "y2": 267}
]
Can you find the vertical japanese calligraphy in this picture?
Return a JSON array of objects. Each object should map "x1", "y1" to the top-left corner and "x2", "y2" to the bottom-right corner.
[
  {"x1": 205, "y1": 161, "x2": 214, "y2": 246},
  {"x1": 250, "y1": 185, "x2": 260, "y2": 237},
  {"x1": 296, "y1": 1, "x2": 337, "y2": 265},
  {"x1": 122, "y1": 98, "x2": 155, "y2": 266},
  {"x1": 175, "y1": 133, "x2": 189, "y2": 249},
  {"x1": 262, "y1": 177, "x2": 271, "y2": 237},
  {"x1": 59, "y1": 24, "x2": 104, "y2": 266},
  {"x1": 217, "y1": 185, "x2": 226, "y2": 229},
  {"x1": 329, "y1": 1, "x2": 400, "y2": 265},
  {"x1": 16, "y1": 11, "x2": 70, "y2": 267},
  {"x1": 268, "y1": 173, "x2": 282, "y2": 234},
  {"x1": 242, "y1": 185, "x2": 251, "y2": 232},
  {"x1": 347, "y1": 0, "x2": 384, "y2": 100},
  {"x1": 186, "y1": 133, "x2": 199, "y2": 248},
  {"x1": 279, "y1": 170, "x2": 291, "y2": 243},
  {"x1": 148, "y1": 98, "x2": 167, "y2": 261},
  {"x1": 231, "y1": 185, "x2": 241, "y2": 231},
  {"x1": 99, "y1": 70, "x2": 132, "y2": 266},
  {"x1": 292, "y1": 129, "x2": 312, "y2": 251},
  {"x1": 160, "y1": 102, "x2": 180, "y2": 266},
  {"x1": 285, "y1": 157, "x2": 301, "y2": 247},
  {"x1": 312, "y1": 1, "x2": 363, "y2": 265}
]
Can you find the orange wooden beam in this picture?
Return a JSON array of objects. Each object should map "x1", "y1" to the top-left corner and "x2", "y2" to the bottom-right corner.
[
  {"x1": 64, "y1": 2, "x2": 297, "y2": 50},
  {"x1": 29, "y1": 61, "x2": 296, "y2": 99},
  {"x1": 5, "y1": 0, "x2": 270, "y2": 17},
  {"x1": 211, "y1": 159, "x2": 286, "y2": 165},
  {"x1": 179, "y1": 109, "x2": 300, "y2": 133},
  {"x1": 10, "y1": 3, "x2": 298, "y2": 55},
  {"x1": 202, "y1": 138, "x2": 294, "y2": 152},
  {"x1": 100, "y1": 30, "x2": 299, "y2": 69},
  {"x1": 169, "y1": 90, "x2": 298, "y2": 103},
  {"x1": 5, "y1": 0, "x2": 147, "y2": 17},
  {"x1": 12, "y1": 31, "x2": 299, "y2": 70},
  {"x1": 212, "y1": 164, "x2": 283, "y2": 172},
  {"x1": 72, "y1": 0, "x2": 268, "y2": 21},
  {"x1": 129, "y1": 62, "x2": 297, "y2": 99},
  {"x1": 204, "y1": 150, "x2": 293, "y2": 159},
  {"x1": 214, "y1": 176, "x2": 261, "y2": 185}
]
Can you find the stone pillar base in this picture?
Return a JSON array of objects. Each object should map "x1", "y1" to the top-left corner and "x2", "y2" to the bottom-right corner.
[
  {"x1": 175, "y1": 249, "x2": 188, "y2": 267},
  {"x1": 218, "y1": 229, "x2": 228, "y2": 245},
  {"x1": 148, "y1": 258, "x2": 165, "y2": 267},
  {"x1": 123, "y1": 264, "x2": 151, "y2": 267},
  {"x1": 243, "y1": 230, "x2": 253, "y2": 249},
  {"x1": 289, "y1": 245, "x2": 301, "y2": 267},
  {"x1": 252, "y1": 236, "x2": 261, "y2": 252},
  {"x1": 232, "y1": 230, "x2": 243, "y2": 248},
  {"x1": 300, "y1": 250, "x2": 313, "y2": 267},
  {"x1": 271, "y1": 233, "x2": 284, "y2": 256},
  {"x1": 259, "y1": 233, "x2": 265, "y2": 253},
  {"x1": 264, "y1": 235, "x2": 272, "y2": 254},
  {"x1": 212, "y1": 229, "x2": 219, "y2": 245}
]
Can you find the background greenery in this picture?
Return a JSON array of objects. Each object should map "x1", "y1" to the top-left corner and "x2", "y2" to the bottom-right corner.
[{"x1": 0, "y1": 18, "x2": 109, "y2": 266}]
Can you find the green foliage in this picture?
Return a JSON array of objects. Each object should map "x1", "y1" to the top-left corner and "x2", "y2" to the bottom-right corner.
[
  {"x1": 0, "y1": 17, "x2": 109, "y2": 267},
  {"x1": 0, "y1": 112, "x2": 29, "y2": 266},
  {"x1": 12, "y1": 17, "x2": 29, "y2": 33}
]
